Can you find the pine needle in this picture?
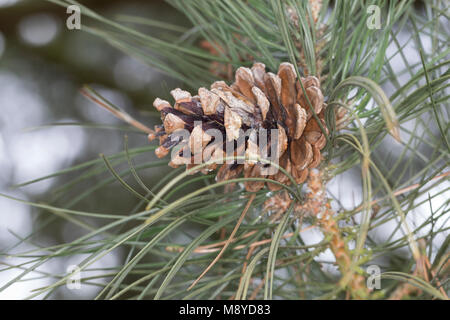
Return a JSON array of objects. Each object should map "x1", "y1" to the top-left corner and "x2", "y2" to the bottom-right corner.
[
  {"x1": 80, "y1": 86, "x2": 154, "y2": 135},
  {"x1": 187, "y1": 193, "x2": 256, "y2": 291}
]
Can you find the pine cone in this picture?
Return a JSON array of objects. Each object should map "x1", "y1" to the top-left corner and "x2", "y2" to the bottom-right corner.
[{"x1": 149, "y1": 62, "x2": 329, "y2": 192}]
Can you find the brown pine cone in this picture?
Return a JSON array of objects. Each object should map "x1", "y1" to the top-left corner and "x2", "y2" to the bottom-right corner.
[{"x1": 149, "y1": 62, "x2": 329, "y2": 192}]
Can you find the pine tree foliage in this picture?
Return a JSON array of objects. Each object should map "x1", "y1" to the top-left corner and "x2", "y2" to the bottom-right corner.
[{"x1": 1, "y1": 0, "x2": 449, "y2": 299}]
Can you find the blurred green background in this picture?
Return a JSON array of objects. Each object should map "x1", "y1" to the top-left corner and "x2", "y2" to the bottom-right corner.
[{"x1": 0, "y1": 0, "x2": 189, "y2": 299}]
